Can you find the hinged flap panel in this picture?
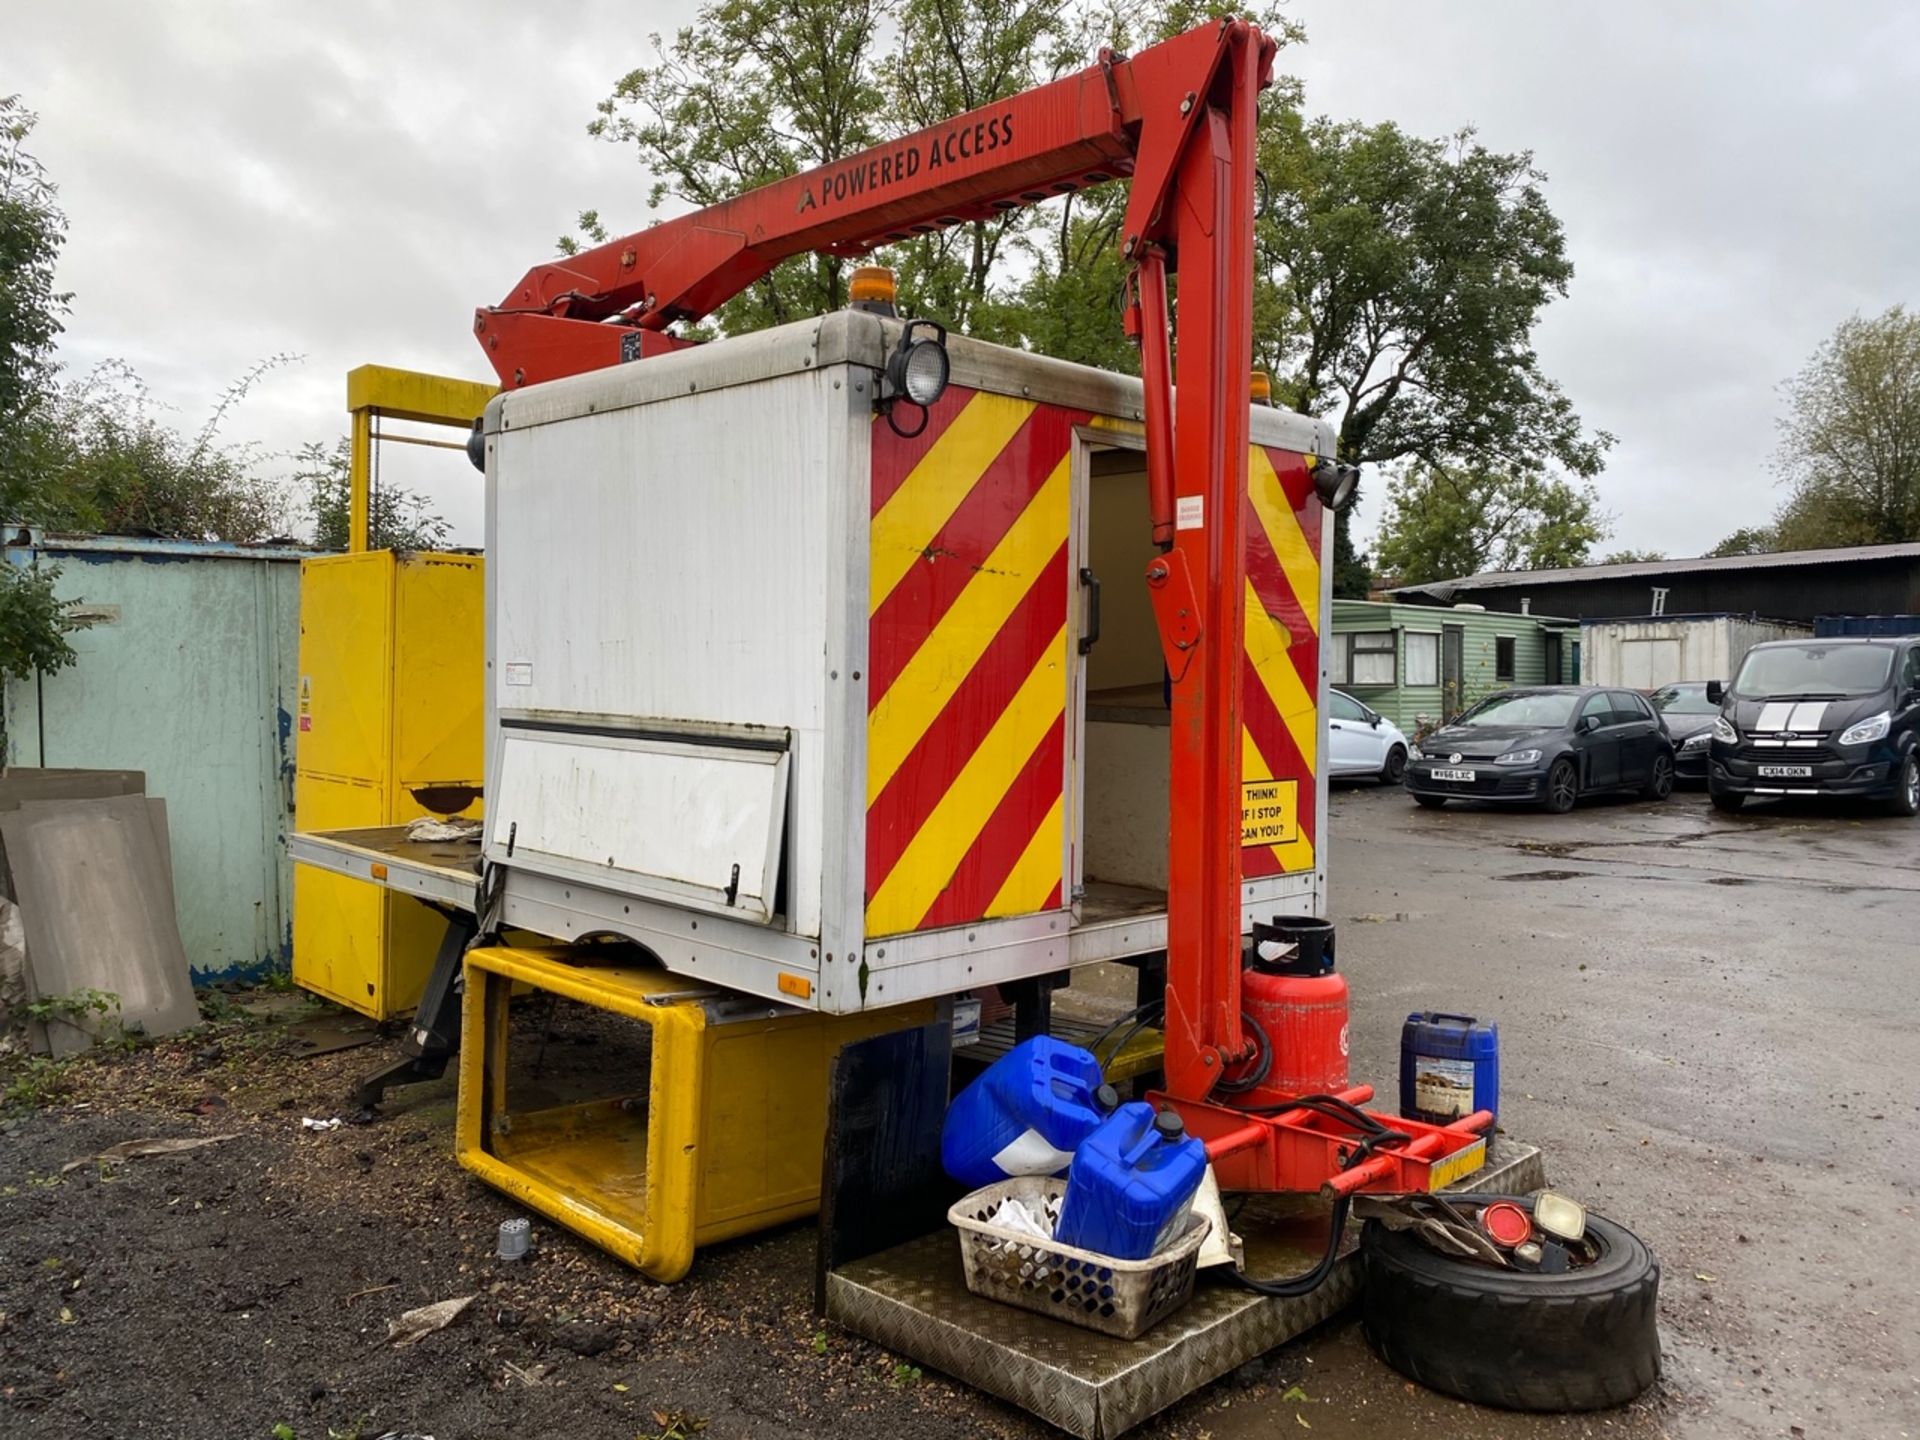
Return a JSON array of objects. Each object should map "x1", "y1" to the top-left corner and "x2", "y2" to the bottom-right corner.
[{"x1": 488, "y1": 723, "x2": 790, "y2": 922}]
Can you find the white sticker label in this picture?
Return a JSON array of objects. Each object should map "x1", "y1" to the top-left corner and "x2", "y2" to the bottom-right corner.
[
  {"x1": 1175, "y1": 494, "x2": 1204, "y2": 530},
  {"x1": 1413, "y1": 1056, "x2": 1477, "y2": 1119},
  {"x1": 990, "y1": 1126, "x2": 1076, "y2": 1178},
  {"x1": 503, "y1": 662, "x2": 534, "y2": 687}
]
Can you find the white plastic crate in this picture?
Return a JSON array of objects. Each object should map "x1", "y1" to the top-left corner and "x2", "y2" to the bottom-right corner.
[{"x1": 948, "y1": 1176, "x2": 1209, "y2": 1339}]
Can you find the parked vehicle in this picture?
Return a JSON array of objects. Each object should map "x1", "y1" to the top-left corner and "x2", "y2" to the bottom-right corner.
[
  {"x1": 1330, "y1": 689, "x2": 1411, "y2": 784},
  {"x1": 1404, "y1": 686, "x2": 1675, "y2": 813},
  {"x1": 1650, "y1": 682, "x2": 1720, "y2": 782},
  {"x1": 1705, "y1": 636, "x2": 1920, "y2": 816}
]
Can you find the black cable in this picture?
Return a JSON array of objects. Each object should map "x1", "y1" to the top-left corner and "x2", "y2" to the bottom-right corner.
[
  {"x1": 1214, "y1": 1011, "x2": 1273, "y2": 1095},
  {"x1": 1225, "y1": 1194, "x2": 1353, "y2": 1298},
  {"x1": 1090, "y1": 998, "x2": 1165, "y2": 1075},
  {"x1": 885, "y1": 399, "x2": 930, "y2": 438},
  {"x1": 1218, "y1": 1096, "x2": 1413, "y2": 1299},
  {"x1": 1087, "y1": 997, "x2": 1160, "y2": 1053}
]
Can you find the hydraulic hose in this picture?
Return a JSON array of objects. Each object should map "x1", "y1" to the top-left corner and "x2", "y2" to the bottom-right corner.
[{"x1": 1225, "y1": 1194, "x2": 1354, "y2": 1297}]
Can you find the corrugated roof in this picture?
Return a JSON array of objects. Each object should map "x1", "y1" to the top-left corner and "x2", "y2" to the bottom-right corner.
[{"x1": 1387, "y1": 540, "x2": 1920, "y2": 600}]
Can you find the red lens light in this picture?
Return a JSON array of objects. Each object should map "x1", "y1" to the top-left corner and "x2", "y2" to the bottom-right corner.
[{"x1": 1480, "y1": 1201, "x2": 1533, "y2": 1248}]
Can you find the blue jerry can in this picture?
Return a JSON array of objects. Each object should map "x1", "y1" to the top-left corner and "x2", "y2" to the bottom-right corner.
[
  {"x1": 941, "y1": 1037, "x2": 1115, "y2": 1190},
  {"x1": 1400, "y1": 1012, "x2": 1499, "y2": 1126},
  {"x1": 1053, "y1": 1103, "x2": 1208, "y2": 1261}
]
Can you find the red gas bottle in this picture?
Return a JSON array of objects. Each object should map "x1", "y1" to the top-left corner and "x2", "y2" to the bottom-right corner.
[{"x1": 1235, "y1": 917, "x2": 1349, "y2": 1107}]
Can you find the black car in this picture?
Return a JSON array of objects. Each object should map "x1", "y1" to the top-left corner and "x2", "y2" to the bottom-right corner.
[
  {"x1": 1650, "y1": 682, "x2": 1721, "y2": 781},
  {"x1": 1705, "y1": 636, "x2": 1920, "y2": 816},
  {"x1": 1405, "y1": 686, "x2": 1676, "y2": 813}
]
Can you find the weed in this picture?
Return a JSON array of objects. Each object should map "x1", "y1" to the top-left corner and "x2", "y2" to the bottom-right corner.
[
  {"x1": 638, "y1": 1412, "x2": 707, "y2": 1440},
  {"x1": 262, "y1": 965, "x2": 297, "y2": 994},
  {"x1": 16, "y1": 987, "x2": 118, "y2": 1030},
  {"x1": 889, "y1": 1361, "x2": 923, "y2": 1387},
  {"x1": 197, "y1": 989, "x2": 244, "y2": 1024},
  {"x1": 1, "y1": 1055, "x2": 71, "y2": 1113},
  {"x1": 271, "y1": 1425, "x2": 296, "y2": 1440},
  {"x1": 326, "y1": 1419, "x2": 369, "y2": 1440},
  {"x1": 811, "y1": 1330, "x2": 829, "y2": 1355}
]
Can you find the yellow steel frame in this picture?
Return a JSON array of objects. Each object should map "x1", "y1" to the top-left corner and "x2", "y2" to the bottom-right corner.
[
  {"x1": 456, "y1": 945, "x2": 930, "y2": 1281},
  {"x1": 344, "y1": 364, "x2": 497, "y2": 553}
]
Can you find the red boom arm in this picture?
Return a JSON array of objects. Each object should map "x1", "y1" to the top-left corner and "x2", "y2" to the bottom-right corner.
[{"x1": 477, "y1": 19, "x2": 1277, "y2": 1103}]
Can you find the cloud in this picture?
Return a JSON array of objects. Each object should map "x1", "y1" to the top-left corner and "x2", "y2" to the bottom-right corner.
[
  {"x1": 12, "y1": 1, "x2": 664, "y2": 542},
  {"x1": 15, "y1": 2, "x2": 1919, "y2": 558},
  {"x1": 1284, "y1": 0, "x2": 1920, "y2": 557}
]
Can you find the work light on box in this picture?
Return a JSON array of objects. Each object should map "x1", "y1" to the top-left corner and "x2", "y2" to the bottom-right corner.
[
  {"x1": 879, "y1": 319, "x2": 950, "y2": 436},
  {"x1": 1312, "y1": 459, "x2": 1360, "y2": 512}
]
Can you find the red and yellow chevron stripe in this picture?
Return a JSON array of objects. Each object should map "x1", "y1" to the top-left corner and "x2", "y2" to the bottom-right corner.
[
  {"x1": 864, "y1": 392, "x2": 1322, "y2": 938},
  {"x1": 865, "y1": 388, "x2": 1081, "y2": 936},
  {"x1": 1241, "y1": 445, "x2": 1322, "y2": 875}
]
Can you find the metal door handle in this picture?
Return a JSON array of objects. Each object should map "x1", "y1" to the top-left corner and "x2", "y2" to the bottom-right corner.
[{"x1": 1078, "y1": 567, "x2": 1101, "y2": 655}]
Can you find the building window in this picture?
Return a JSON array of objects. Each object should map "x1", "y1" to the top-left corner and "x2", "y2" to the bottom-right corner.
[
  {"x1": 1404, "y1": 631, "x2": 1440, "y2": 687},
  {"x1": 1495, "y1": 635, "x2": 1516, "y2": 682},
  {"x1": 1350, "y1": 631, "x2": 1396, "y2": 687}
]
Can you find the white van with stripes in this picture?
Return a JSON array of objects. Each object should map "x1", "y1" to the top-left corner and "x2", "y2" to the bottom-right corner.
[{"x1": 1705, "y1": 636, "x2": 1920, "y2": 816}]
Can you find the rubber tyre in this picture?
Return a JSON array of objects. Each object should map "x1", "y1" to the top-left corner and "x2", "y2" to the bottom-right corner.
[
  {"x1": 1884, "y1": 749, "x2": 1920, "y2": 818},
  {"x1": 1542, "y1": 758, "x2": 1578, "y2": 814},
  {"x1": 1709, "y1": 784, "x2": 1744, "y2": 814},
  {"x1": 1360, "y1": 1197, "x2": 1661, "y2": 1412},
  {"x1": 1642, "y1": 752, "x2": 1674, "y2": 801},
  {"x1": 1412, "y1": 793, "x2": 1447, "y2": 809},
  {"x1": 1381, "y1": 745, "x2": 1408, "y2": 785}
]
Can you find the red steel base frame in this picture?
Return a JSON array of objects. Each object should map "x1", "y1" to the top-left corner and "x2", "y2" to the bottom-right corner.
[{"x1": 1151, "y1": 1085, "x2": 1495, "y2": 1197}]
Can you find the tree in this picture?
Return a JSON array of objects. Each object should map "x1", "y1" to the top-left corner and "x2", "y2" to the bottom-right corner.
[
  {"x1": 295, "y1": 439, "x2": 451, "y2": 553},
  {"x1": 1705, "y1": 525, "x2": 1775, "y2": 558},
  {"x1": 1258, "y1": 117, "x2": 1610, "y2": 596},
  {"x1": 1372, "y1": 462, "x2": 1608, "y2": 585},
  {"x1": 1770, "y1": 306, "x2": 1920, "y2": 550},
  {"x1": 0, "y1": 564, "x2": 85, "y2": 686},
  {"x1": 0, "y1": 95, "x2": 81, "y2": 685},
  {"x1": 881, "y1": 0, "x2": 1072, "y2": 335},
  {"x1": 1003, "y1": 2, "x2": 1303, "y2": 372},
  {"x1": 585, "y1": 0, "x2": 892, "y2": 333},
  {"x1": 578, "y1": 6, "x2": 1606, "y2": 601},
  {"x1": 26, "y1": 359, "x2": 299, "y2": 543},
  {"x1": 1600, "y1": 548, "x2": 1666, "y2": 565},
  {"x1": 0, "y1": 96, "x2": 67, "y2": 506}
]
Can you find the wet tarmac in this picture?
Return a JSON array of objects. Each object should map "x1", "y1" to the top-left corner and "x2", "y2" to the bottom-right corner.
[{"x1": 1286, "y1": 782, "x2": 1920, "y2": 1439}]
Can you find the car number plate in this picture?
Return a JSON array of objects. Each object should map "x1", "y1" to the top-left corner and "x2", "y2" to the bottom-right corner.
[
  {"x1": 1757, "y1": 764, "x2": 1813, "y2": 779},
  {"x1": 1430, "y1": 767, "x2": 1477, "y2": 783}
]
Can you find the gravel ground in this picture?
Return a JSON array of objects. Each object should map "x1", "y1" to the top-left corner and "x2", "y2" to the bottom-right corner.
[{"x1": 2, "y1": 784, "x2": 1913, "y2": 1439}]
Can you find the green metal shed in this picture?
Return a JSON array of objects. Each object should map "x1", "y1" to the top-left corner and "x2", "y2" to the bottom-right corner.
[
  {"x1": 3, "y1": 531, "x2": 309, "y2": 981},
  {"x1": 1330, "y1": 598, "x2": 1580, "y2": 734}
]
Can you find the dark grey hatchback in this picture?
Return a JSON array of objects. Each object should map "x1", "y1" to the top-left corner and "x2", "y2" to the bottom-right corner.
[{"x1": 1405, "y1": 686, "x2": 1676, "y2": 813}]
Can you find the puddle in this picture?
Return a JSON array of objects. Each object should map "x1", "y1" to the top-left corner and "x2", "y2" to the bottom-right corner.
[{"x1": 1494, "y1": 869, "x2": 1587, "y2": 882}]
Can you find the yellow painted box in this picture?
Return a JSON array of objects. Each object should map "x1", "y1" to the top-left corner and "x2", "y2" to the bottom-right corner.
[
  {"x1": 292, "y1": 550, "x2": 483, "y2": 1018},
  {"x1": 456, "y1": 944, "x2": 930, "y2": 1282}
]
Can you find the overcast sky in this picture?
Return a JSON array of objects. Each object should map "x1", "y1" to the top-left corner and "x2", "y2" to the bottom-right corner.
[{"x1": 10, "y1": 2, "x2": 1918, "y2": 556}]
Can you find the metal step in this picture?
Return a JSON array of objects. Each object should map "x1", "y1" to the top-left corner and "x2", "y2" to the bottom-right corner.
[{"x1": 826, "y1": 1139, "x2": 1544, "y2": 1440}]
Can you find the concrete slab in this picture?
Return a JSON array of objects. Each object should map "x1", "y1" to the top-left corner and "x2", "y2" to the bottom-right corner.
[
  {"x1": 827, "y1": 1141, "x2": 1544, "y2": 1440},
  {"x1": 0, "y1": 768, "x2": 146, "y2": 812},
  {"x1": 0, "y1": 768, "x2": 145, "y2": 899},
  {"x1": 0, "y1": 795, "x2": 198, "y2": 1055}
]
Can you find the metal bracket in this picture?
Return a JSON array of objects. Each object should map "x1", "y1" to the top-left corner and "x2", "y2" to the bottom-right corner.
[
  {"x1": 350, "y1": 911, "x2": 477, "y2": 1108},
  {"x1": 1157, "y1": 1084, "x2": 1494, "y2": 1197},
  {"x1": 1145, "y1": 550, "x2": 1203, "y2": 682}
]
